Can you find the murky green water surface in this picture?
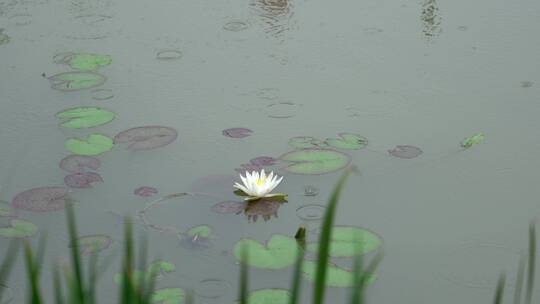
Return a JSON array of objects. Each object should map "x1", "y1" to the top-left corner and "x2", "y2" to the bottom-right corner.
[{"x1": 1, "y1": 0, "x2": 540, "y2": 302}]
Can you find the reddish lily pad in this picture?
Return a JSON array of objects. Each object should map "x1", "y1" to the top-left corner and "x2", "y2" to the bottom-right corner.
[
  {"x1": 64, "y1": 172, "x2": 103, "y2": 188},
  {"x1": 388, "y1": 145, "x2": 423, "y2": 159},
  {"x1": 59, "y1": 155, "x2": 101, "y2": 173},
  {"x1": 114, "y1": 126, "x2": 178, "y2": 151},
  {"x1": 134, "y1": 186, "x2": 159, "y2": 197},
  {"x1": 11, "y1": 186, "x2": 71, "y2": 212},
  {"x1": 249, "y1": 156, "x2": 276, "y2": 166},
  {"x1": 222, "y1": 128, "x2": 253, "y2": 138}
]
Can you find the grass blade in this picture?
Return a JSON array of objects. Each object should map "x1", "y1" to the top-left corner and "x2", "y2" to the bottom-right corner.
[
  {"x1": 526, "y1": 221, "x2": 536, "y2": 304},
  {"x1": 313, "y1": 168, "x2": 352, "y2": 304},
  {"x1": 0, "y1": 241, "x2": 19, "y2": 302},
  {"x1": 120, "y1": 217, "x2": 134, "y2": 304},
  {"x1": 239, "y1": 245, "x2": 249, "y2": 304},
  {"x1": 86, "y1": 253, "x2": 98, "y2": 304},
  {"x1": 514, "y1": 252, "x2": 526, "y2": 304},
  {"x1": 23, "y1": 240, "x2": 42, "y2": 304},
  {"x1": 350, "y1": 244, "x2": 364, "y2": 304},
  {"x1": 52, "y1": 264, "x2": 65, "y2": 304},
  {"x1": 494, "y1": 272, "x2": 506, "y2": 304},
  {"x1": 66, "y1": 205, "x2": 85, "y2": 303},
  {"x1": 289, "y1": 226, "x2": 306, "y2": 304}
]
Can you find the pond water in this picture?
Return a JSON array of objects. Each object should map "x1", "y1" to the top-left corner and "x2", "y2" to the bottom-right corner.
[{"x1": 1, "y1": 0, "x2": 540, "y2": 302}]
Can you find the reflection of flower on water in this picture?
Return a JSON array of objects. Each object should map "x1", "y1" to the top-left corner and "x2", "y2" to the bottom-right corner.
[{"x1": 244, "y1": 199, "x2": 282, "y2": 222}]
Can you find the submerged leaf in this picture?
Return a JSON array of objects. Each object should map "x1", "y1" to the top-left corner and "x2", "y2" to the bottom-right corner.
[
  {"x1": 48, "y1": 71, "x2": 106, "y2": 91},
  {"x1": 64, "y1": 172, "x2": 103, "y2": 188},
  {"x1": 234, "y1": 288, "x2": 290, "y2": 304},
  {"x1": 114, "y1": 126, "x2": 178, "y2": 151},
  {"x1": 56, "y1": 106, "x2": 115, "y2": 129},
  {"x1": 65, "y1": 134, "x2": 114, "y2": 155},
  {"x1": 70, "y1": 234, "x2": 112, "y2": 255},
  {"x1": 288, "y1": 137, "x2": 328, "y2": 149},
  {"x1": 325, "y1": 133, "x2": 368, "y2": 150},
  {"x1": 152, "y1": 287, "x2": 185, "y2": 304},
  {"x1": 279, "y1": 149, "x2": 351, "y2": 175},
  {"x1": 186, "y1": 225, "x2": 213, "y2": 238},
  {"x1": 461, "y1": 133, "x2": 485, "y2": 148},
  {"x1": 11, "y1": 186, "x2": 70, "y2": 212},
  {"x1": 65, "y1": 53, "x2": 112, "y2": 70},
  {"x1": 59, "y1": 155, "x2": 101, "y2": 173},
  {"x1": 307, "y1": 226, "x2": 382, "y2": 257},
  {"x1": 222, "y1": 128, "x2": 253, "y2": 138},
  {"x1": 0, "y1": 219, "x2": 38, "y2": 238},
  {"x1": 302, "y1": 260, "x2": 375, "y2": 288},
  {"x1": 233, "y1": 235, "x2": 299, "y2": 269},
  {"x1": 388, "y1": 145, "x2": 423, "y2": 159}
]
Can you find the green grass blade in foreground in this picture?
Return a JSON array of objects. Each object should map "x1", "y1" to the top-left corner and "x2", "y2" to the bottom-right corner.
[
  {"x1": 239, "y1": 245, "x2": 249, "y2": 304},
  {"x1": 289, "y1": 226, "x2": 306, "y2": 304},
  {"x1": 493, "y1": 273, "x2": 506, "y2": 304},
  {"x1": 513, "y1": 253, "x2": 526, "y2": 304},
  {"x1": 0, "y1": 241, "x2": 19, "y2": 302},
  {"x1": 52, "y1": 264, "x2": 65, "y2": 304},
  {"x1": 313, "y1": 168, "x2": 352, "y2": 304},
  {"x1": 23, "y1": 240, "x2": 42, "y2": 304},
  {"x1": 86, "y1": 253, "x2": 98, "y2": 304},
  {"x1": 120, "y1": 218, "x2": 134, "y2": 304},
  {"x1": 525, "y1": 221, "x2": 536, "y2": 304},
  {"x1": 349, "y1": 244, "x2": 364, "y2": 304},
  {"x1": 66, "y1": 205, "x2": 85, "y2": 303}
]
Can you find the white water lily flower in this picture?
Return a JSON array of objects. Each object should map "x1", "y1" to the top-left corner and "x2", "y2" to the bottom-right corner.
[{"x1": 234, "y1": 170, "x2": 284, "y2": 201}]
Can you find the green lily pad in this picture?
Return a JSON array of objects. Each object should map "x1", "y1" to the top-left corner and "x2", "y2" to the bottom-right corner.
[
  {"x1": 48, "y1": 71, "x2": 106, "y2": 92},
  {"x1": 0, "y1": 201, "x2": 16, "y2": 217},
  {"x1": 302, "y1": 260, "x2": 375, "y2": 288},
  {"x1": 279, "y1": 148, "x2": 351, "y2": 175},
  {"x1": 152, "y1": 287, "x2": 185, "y2": 304},
  {"x1": 148, "y1": 260, "x2": 176, "y2": 275},
  {"x1": 0, "y1": 219, "x2": 38, "y2": 238},
  {"x1": 65, "y1": 134, "x2": 113, "y2": 155},
  {"x1": 74, "y1": 235, "x2": 112, "y2": 255},
  {"x1": 306, "y1": 226, "x2": 382, "y2": 257},
  {"x1": 461, "y1": 132, "x2": 485, "y2": 148},
  {"x1": 234, "y1": 234, "x2": 299, "y2": 269},
  {"x1": 325, "y1": 133, "x2": 368, "y2": 150},
  {"x1": 67, "y1": 53, "x2": 112, "y2": 70},
  {"x1": 186, "y1": 225, "x2": 212, "y2": 238},
  {"x1": 234, "y1": 289, "x2": 290, "y2": 304},
  {"x1": 288, "y1": 136, "x2": 328, "y2": 149},
  {"x1": 56, "y1": 107, "x2": 115, "y2": 129}
]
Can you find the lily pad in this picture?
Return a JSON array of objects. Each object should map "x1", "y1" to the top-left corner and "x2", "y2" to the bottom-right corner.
[
  {"x1": 461, "y1": 132, "x2": 485, "y2": 148},
  {"x1": 307, "y1": 226, "x2": 382, "y2": 257},
  {"x1": 114, "y1": 126, "x2": 178, "y2": 151},
  {"x1": 56, "y1": 106, "x2": 115, "y2": 129},
  {"x1": 250, "y1": 156, "x2": 276, "y2": 166},
  {"x1": 152, "y1": 287, "x2": 185, "y2": 304},
  {"x1": 63, "y1": 53, "x2": 112, "y2": 70},
  {"x1": 11, "y1": 186, "x2": 70, "y2": 212},
  {"x1": 222, "y1": 128, "x2": 253, "y2": 138},
  {"x1": 302, "y1": 260, "x2": 375, "y2": 287},
  {"x1": 211, "y1": 201, "x2": 246, "y2": 214},
  {"x1": 288, "y1": 136, "x2": 328, "y2": 149},
  {"x1": 325, "y1": 133, "x2": 368, "y2": 150},
  {"x1": 279, "y1": 148, "x2": 351, "y2": 175},
  {"x1": 0, "y1": 201, "x2": 16, "y2": 217},
  {"x1": 48, "y1": 71, "x2": 107, "y2": 91},
  {"x1": 71, "y1": 234, "x2": 112, "y2": 255},
  {"x1": 64, "y1": 172, "x2": 103, "y2": 188},
  {"x1": 134, "y1": 186, "x2": 158, "y2": 197},
  {"x1": 234, "y1": 289, "x2": 290, "y2": 304},
  {"x1": 233, "y1": 234, "x2": 298, "y2": 269},
  {"x1": 186, "y1": 225, "x2": 212, "y2": 238},
  {"x1": 148, "y1": 260, "x2": 176, "y2": 275},
  {"x1": 388, "y1": 145, "x2": 423, "y2": 159},
  {"x1": 0, "y1": 219, "x2": 38, "y2": 238},
  {"x1": 65, "y1": 134, "x2": 114, "y2": 155},
  {"x1": 59, "y1": 155, "x2": 101, "y2": 173}
]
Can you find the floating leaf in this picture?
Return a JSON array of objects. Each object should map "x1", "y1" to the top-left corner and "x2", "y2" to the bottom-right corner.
[
  {"x1": 134, "y1": 186, "x2": 158, "y2": 197},
  {"x1": 11, "y1": 186, "x2": 70, "y2": 212},
  {"x1": 148, "y1": 260, "x2": 176, "y2": 275},
  {"x1": 325, "y1": 133, "x2": 368, "y2": 150},
  {"x1": 279, "y1": 148, "x2": 351, "y2": 175},
  {"x1": 56, "y1": 106, "x2": 115, "y2": 129},
  {"x1": 222, "y1": 128, "x2": 253, "y2": 138},
  {"x1": 249, "y1": 156, "x2": 276, "y2": 166},
  {"x1": 461, "y1": 132, "x2": 485, "y2": 148},
  {"x1": 59, "y1": 155, "x2": 100, "y2": 173},
  {"x1": 64, "y1": 172, "x2": 103, "y2": 188},
  {"x1": 65, "y1": 53, "x2": 112, "y2": 70},
  {"x1": 48, "y1": 71, "x2": 106, "y2": 91},
  {"x1": 152, "y1": 287, "x2": 185, "y2": 304},
  {"x1": 211, "y1": 201, "x2": 246, "y2": 214},
  {"x1": 186, "y1": 225, "x2": 213, "y2": 238},
  {"x1": 0, "y1": 219, "x2": 38, "y2": 238},
  {"x1": 306, "y1": 226, "x2": 382, "y2": 257},
  {"x1": 302, "y1": 260, "x2": 374, "y2": 287},
  {"x1": 65, "y1": 134, "x2": 113, "y2": 155},
  {"x1": 388, "y1": 145, "x2": 423, "y2": 159},
  {"x1": 233, "y1": 234, "x2": 298, "y2": 269},
  {"x1": 288, "y1": 136, "x2": 328, "y2": 149},
  {"x1": 71, "y1": 234, "x2": 112, "y2": 255},
  {"x1": 234, "y1": 289, "x2": 290, "y2": 304},
  {"x1": 0, "y1": 200, "x2": 16, "y2": 217},
  {"x1": 114, "y1": 126, "x2": 177, "y2": 151}
]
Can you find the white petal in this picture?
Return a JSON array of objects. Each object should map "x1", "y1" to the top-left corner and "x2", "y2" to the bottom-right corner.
[{"x1": 267, "y1": 176, "x2": 283, "y2": 192}]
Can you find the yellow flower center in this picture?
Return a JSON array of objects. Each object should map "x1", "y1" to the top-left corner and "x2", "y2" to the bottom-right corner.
[{"x1": 255, "y1": 177, "x2": 266, "y2": 186}]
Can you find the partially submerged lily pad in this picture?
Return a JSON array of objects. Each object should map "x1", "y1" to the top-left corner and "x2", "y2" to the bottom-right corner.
[
  {"x1": 307, "y1": 226, "x2": 382, "y2": 257},
  {"x1": 64, "y1": 172, "x2": 103, "y2": 188},
  {"x1": 114, "y1": 126, "x2": 177, "y2": 151},
  {"x1": 0, "y1": 219, "x2": 38, "y2": 238},
  {"x1": 11, "y1": 186, "x2": 70, "y2": 212},
  {"x1": 134, "y1": 186, "x2": 159, "y2": 197},
  {"x1": 234, "y1": 289, "x2": 290, "y2": 304},
  {"x1": 71, "y1": 234, "x2": 112, "y2": 255},
  {"x1": 48, "y1": 71, "x2": 107, "y2": 91},
  {"x1": 325, "y1": 133, "x2": 368, "y2": 150},
  {"x1": 59, "y1": 155, "x2": 101, "y2": 173},
  {"x1": 64, "y1": 53, "x2": 112, "y2": 70},
  {"x1": 186, "y1": 225, "x2": 213, "y2": 238},
  {"x1": 388, "y1": 145, "x2": 423, "y2": 159},
  {"x1": 288, "y1": 136, "x2": 328, "y2": 149},
  {"x1": 249, "y1": 156, "x2": 276, "y2": 166},
  {"x1": 279, "y1": 148, "x2": 351, "y2": 175},
  {"x1": 56, "y1": 106, "x2": 115, "y2": 129},
  {"x1": 233, "y1": 234, "x2": 299, "y2": 269},
  {"x1": 65, "y1": 134, "x2": 114, "y2": 155},
  {"x1": 148, "y1": 260, "x2": 176, "y2": 276},
  {"x1": 461, "y1": 132, "x2": 485, "y2": 148},
  {"x1": 152, "y1": 287, "x2": 185, "y2": 304},
  {"x1": 302, "y1": 260, "x2": 375, "y2": 287},
  {"x1": 0, "y1": 200, "x2": 16, "y2": 217},
  {"x1": 222, "y1": 128, "x2": 253, "y2": 138}
]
